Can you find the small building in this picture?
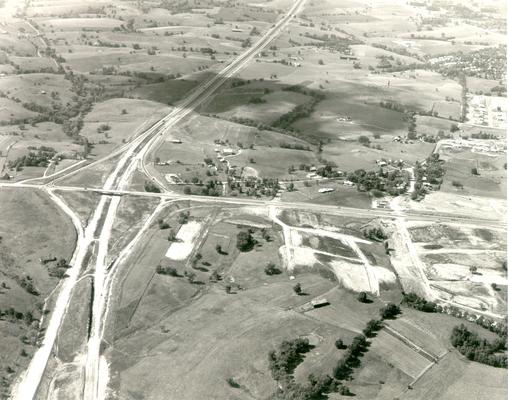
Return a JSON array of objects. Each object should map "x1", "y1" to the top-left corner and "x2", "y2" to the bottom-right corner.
[
  {"x1": 170, "y1": 139, "x2": 182, "y2": 144},
  {"x1": 222, "y1": 148, "x2": 235, "y2": 155},
  {"x1": 318, "y1": 187, "x2": 334, "y2": 193},
  {"x1": 311, "y1": 298, "x2": 329, "y2": 308},
  {"x1": 343, "y1": 180, "x2": 354, "y2": 187}
]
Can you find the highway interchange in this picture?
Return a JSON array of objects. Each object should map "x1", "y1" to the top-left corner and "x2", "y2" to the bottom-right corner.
[{"x1": 4, "y1": 0, "x2": 505, "y2": 398}]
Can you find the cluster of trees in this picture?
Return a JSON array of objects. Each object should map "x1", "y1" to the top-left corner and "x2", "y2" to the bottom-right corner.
[
  {"x1": 178, "y1": 211, "x2": 190, "y2": 225},
  {"x1": 268, "y1": 303, "x2": 403, "y2": 400},
  {"x1": 471, "y1": 132, "x2": 498, "y2": 140},
  {"x1": 8, "y1": 146, "x2": 56, "y2": 170},
  {"x1": 379, "y1": 100, "x2": 408, "y2": 113},
  {"x1": 402, "y1": 292, "x2": 439, "y2": 313},
  {"x1": 144, "y1": 181, "x2": 161, "y2": 193},
  {"x1": 363, "y1": 319, "x2": 384, "y2": 337},
  {"x1": 155, "y1": 265, "x2": 178, "y2": 277},
  {"x1": 450, "y1": 324, "x2": 507, "y2": 368},
  {"x1": 47, "y1": 258, "x2": 70, "y2": 279},
  {"x1": 0, "y1": 307, "x2": 35, "y2": 325},
  {"x1": 346, "y1": 168, "x2": 408, "y2": 195},
  {"x1": 268, "y1": 338, "x2": 348, "y2": 399},
  {"x1": 379, "y1": 303, "x2": 401, "y2": 319},
  {"x1": 268, "y1": 338, "x2": 313, "y2": 381},
  {"x1": 303, "y1": 32, "x2": 362, "y2": 53},
  {"x1": 333, "y1": 334, "x2": 369, "y2": 380},
  {"x1": 228, "y1": 177, "x2": 280, "y2": 198},
  {"x1": 412, "y1": 154, "x2": 446, "y2": 199},
  {"x1": 279, "y1": 142, "x2": 311, "y2": 151},
  {"x1": 16, "y1": 275, "x2": 39, "y2": 296},
  {"x1": 271, "y1": 87, "x2": 325, "y2": 131},
  {"x1": 407, "y1": 113, "x2": 417, "y2": 140}
]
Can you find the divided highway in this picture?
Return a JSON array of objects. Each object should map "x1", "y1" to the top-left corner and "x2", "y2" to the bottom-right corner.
[{"x1": 10, "y1": 0, "x2": 309, "y2": 399}]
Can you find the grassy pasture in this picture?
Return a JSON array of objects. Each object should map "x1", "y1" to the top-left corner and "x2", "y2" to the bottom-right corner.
[
  {"x1": 0, "y1": 98, "x2": 37, "y2": 122},
  {"x1": 405, "y1": 351, "x2": 508, "y2": 400},
  {"x1": 129, "y1": 78, "x2": 202, "y2": 105},
  {"x1": 234, "y1": 146, "x2": 318, "y2": 179},
  {"x1": 81, "y1": 98, "x2": 171, "y2": 158},
  {"x1": 280, "y1": 180, "x2": 372, "y2": 209},
  {"x1": 438, "y1": 149, "x2": 506, "y2": 199},
  {"x1": 109, "y1": 196, "x2": 160, "y2": 259},
  {"x1": 0, "y1": 188, "x2": 75, "y2": 387},
  {"x1": 55, "y1": 190, "x2": 100, "y2": 226},
  {"x1": 0, "y1": 73, "x2": 74, "y2": 107},
  {"x1": 9, "y1": 56, "x2": 57, "y2": 72}
]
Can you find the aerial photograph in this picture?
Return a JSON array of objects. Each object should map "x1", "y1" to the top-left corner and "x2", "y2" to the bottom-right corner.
[{"x1": 0, "y1": 0, "x2": 506, "y2": 399}]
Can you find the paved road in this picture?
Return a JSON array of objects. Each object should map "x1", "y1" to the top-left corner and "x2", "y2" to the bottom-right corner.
[
  {"x1": 0, "y1": 181, "x2": 504, "y2": 229},
  {"x1": 9, "y1": 0, "x2": 310, "y2": 398}
]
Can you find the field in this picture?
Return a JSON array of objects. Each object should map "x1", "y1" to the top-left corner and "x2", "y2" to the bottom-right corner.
[{"x1": 0, "y1": 188, "x2": 75, "y2": 395}]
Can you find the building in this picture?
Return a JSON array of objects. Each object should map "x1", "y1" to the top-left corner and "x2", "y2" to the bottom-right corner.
[
  {"x1": 310, "y1": 298, "x2": 329, "y2": 308},
  {"x1": 170, "y1": 139, "x2": 182, "y2": 144},
  {"x1": 222, "y1": 148, "x2": 235, "y2": 155},
  {"x1": 318, "y1": 188, "x2": 334, "y2": 193}
]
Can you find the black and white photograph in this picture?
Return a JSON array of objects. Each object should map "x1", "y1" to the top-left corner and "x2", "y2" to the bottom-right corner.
[{"x1": 0, "y1": 0, "x2": 506, "y2": 399}]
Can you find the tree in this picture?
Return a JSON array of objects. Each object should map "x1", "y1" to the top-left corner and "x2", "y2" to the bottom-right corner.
[
  {"x1": 293, "y1": 283, "x2": 302, "y2": 295},
  {"x1": 335, "y1": 339, "x2": 346, "y2": 349},
  {"x1": 167, "y1": 229, "x2": 176, "y2": 241},
  {"x1": 357, "y1": 292, "x2": 368, "y2": 303},
  {"x1": 144, "y1": 181, "x2": 161, "y2": 193},
  {"x1": 358, "y1": 135, "x2": 370, "y2": 145},
  {"x1": 215, "y1": 244, "x2": 223, "y2": 254},
  {"x1": 380, "y1": 303, "x2": 400, "y2": 319},
  {"x1": 236, "y1": 230, "x2": 254, "y2": 252},
  {"x1": 264, "y1": 262, "x2": 282, "y2": 275},
  {"x1": 363, "y1": 319, "x2": 383, "y2": 337},
  {"x1": 158, "y1": 219, "x2": 170, "y2": 230},
  {"x1": 450, "y1": 123, "x2": 460, "y2": 132},
  {"x1": 183, "y1": 186, "x2": 192, "y2": 195},
  {"x1": 178, "y1": 211, "x2": 190, "y2": 224},
  {"x1": 452, "y1": 180, "x2": 463, "y2": 189}
]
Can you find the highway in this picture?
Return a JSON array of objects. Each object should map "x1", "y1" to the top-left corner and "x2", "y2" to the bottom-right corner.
[
  {"x1": 0, "y1": 181, "x2": 504, "y2": 229},
  {"x1": 7, "y1": 1, "x2": 310, "y2": 400}
]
